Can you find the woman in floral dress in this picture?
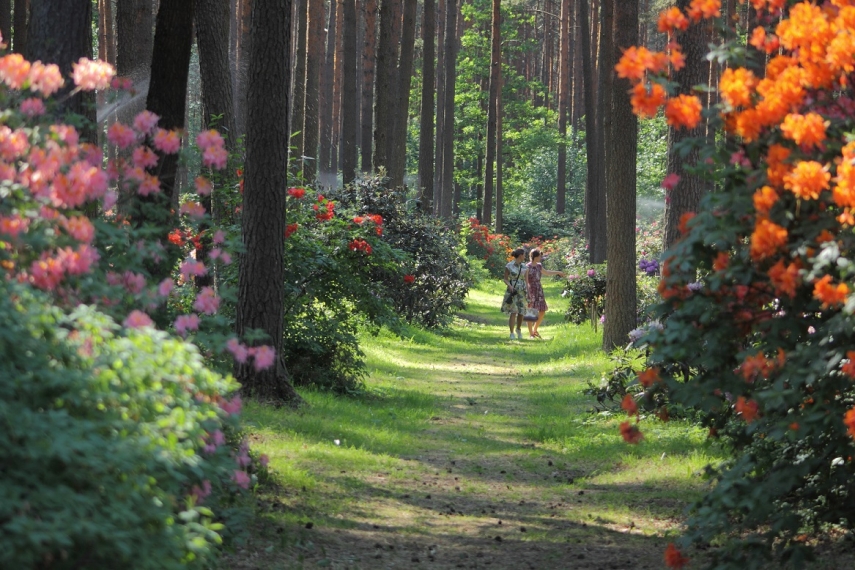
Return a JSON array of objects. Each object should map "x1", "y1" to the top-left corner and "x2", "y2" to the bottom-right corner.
[
  {"x1": 501, "y1": 248, "x2": 528, "y2": 340},
  {"x1": 525, "y1": 248, "x2": 566, "y2": 338}
]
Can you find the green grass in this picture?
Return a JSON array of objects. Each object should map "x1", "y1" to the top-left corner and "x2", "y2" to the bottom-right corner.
[{"x1": 232, "y1": 277, "x2": 726, "y2": 566}]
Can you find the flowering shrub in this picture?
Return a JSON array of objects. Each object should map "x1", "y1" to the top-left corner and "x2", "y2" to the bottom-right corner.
[
  {"x1": 463, "y1": 216, "x2": 512, "y2": 277},
  {"x1": 617, "y1": 0, "x2": 855, "y2": 566}
]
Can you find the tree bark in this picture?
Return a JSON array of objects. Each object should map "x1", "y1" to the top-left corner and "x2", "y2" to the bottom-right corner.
[
  {"x1": 579, "y1": 0, "x2": 601, "y2": 260},
  {"x1": 291, "y1": 0, "x2": 307, "y2": 173},
  {"x1": 12, "y1": 0, "x2": 27, "y2": 55},
  {"x1": 196, "y1": 0, "x2": 236, "y2": 142},
  {"x1": 340, "y1": 0, "x2": 358, "y2": 184},
  {"x1": 332, "y1": 0, "x2": 344, "y2": 171},
  {"x1": 303, "y1": 0, "x2": 324, "y2": 181},
  {"x1": 602, "y1": 0, "x2": 637, "y2": 351},
  {"x1": 432, "y1": 0, "x2": 445, "y2": 213},
  {"x1": 319, "y1": 0, "x2": 337, "y2": 182},
  {"x1": 237, "y1": 0, "x2": 302, "y2": 405},
  {"x1": 116, "y1": 0, "x2": 153, "y2": 80},
  {"x1": 438, "y1": 0, "x2": 458, "y2": 219},
  {"x1": 360, "y1": 0, "x2": 377, "y2": 172},
  {"x1": 417, "y1": 0, "x2": 435, "y2": 211},
  {"x1": 589, "y1": 0, "x2": 610, "y2": 263},
  {"x1": 26, "y1": 0, "x2": 93, "y2": 139},
  {"x1": 555, "y1": 0, "x2": 570, "y2": 214},
  {"x1": 495, "y1": 70, "x2": 503, "y2": 232},
  {"x1": 388, "y1": 0, "x2": 416, "y2": 189},
  {"x1": 373, "y1": 0, "x2": 402, "y2": 176},
  {"x1": 0, "y1": 0, "x2": 10, "y2": 48},
  {"x1": 482, "y1": 0, "x2": 500, "y2": 227}
]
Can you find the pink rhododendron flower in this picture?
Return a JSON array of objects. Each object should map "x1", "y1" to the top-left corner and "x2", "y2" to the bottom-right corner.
[
  {"x1": 111, "y1": 76, "x2": 134, "y2": 91},
  {"x1": 158, "y1": 278, "x2": 174, "y2": 297},
  {"x1": 196, "y1": 129, "x2": 225, "y2": 150},
  {"x1": 102, "y1": 190, "x2": 118, "y2": 212},
  {"x1": 27, "y1": 61, "x2": 63, "y2": 97},
  {"x1": 80, "y1": 143, "x2": 102, "y2": 167},
  {"x1": 62, "y1": 216, "x2": 95, "y2": 244},
  {"x1": 123, "y1": 271, "x2": 146, "y2": 294},
  {"x1": 236, "y1": 441, "x2": 251, "y2": 467},
  {"x1": 661, "y1": 172, "x2": 681, "y2": 191},
  {"x1": 226, "y1": 339, "x2": 248, "y2": 364},
  {"x1": 49, "y1": 124, "x2": 80, "y2": 146},
  {"x1": 123, "y1": 310, "x2": 153, "y2": 329},
  {"x1": 219, "y1": 252, "x2": 232, "y2": 265},
  {"x1": 29, "y1": 255, "x2": 64, "y2": 290},
  {"x1": 259, "y1": 454, "x2": 270, "y2": 467},
  {"x1": 123, "y1": 165, "x2": 145, "y2": 183},
  {"x1": 71, "y1": 58, "x2": 114, "y2": 90},
  {"x1": 193, "y1": 286, "x2": 220, "y2": 314},
  {"x1": 132, "y1": 145, "x2": 158, "y2": 169},
  {"x1": 180, "y1": 259, "x2": 207, "y2": 280},
  {"x1": 57, "y1": 245, "x2": 99, "y2": 276},
  {"x1": 153, "y1": 128, "x2": 181, "y2": 154},
  {"x1": 0, "y1": 126, "x2": 29, "y2": 161},
  {"x1": 174, "y1": 314, "x2": 201, "y2": 336},
  {"x1": 132, "y1": 110, "x2": 159, "y2": 135},
  {"x1": 137, "y1": 173, "x2": 161, "y2": 197},
  {"x1": 0, "y1": 53, "x2": 30, "y2": 89},
  {"x1": 220, "y1": 394, "x2": 242, "y2": 416},
  {"x1": 203, "y1": 429, "x2": 226, "y2": 454},
  {"x1": 253, "y1": 345, "x2": 276, "y2": 371},
  {"x1": 208, "y1": 248, "x2": 222, "y2": 261},
  {"x1": 213, "y1": 230, "x2": 226, "y2": 245},
  {"x1": 190, "y1": 480, "x2": 212, "y2": 504},
  {"x1": 107, "y1": 123, "x2": 137, "y2": 149},
  {"x1": 179, "y1": 201, "x2": 206, "y2": 219},
  {"x1": 0, "y1": 214, "x2": 30, "y2": 238},
  {"x1": 20, "y1": 97, "x2": 46, "y2": 117},
  {"x1": 194, "y1": 176, "x2": 212, "y2": 196},
  {"x1": 202, "y1": 145, "x2": 228, "y2": 169},
  {"x1": 232, "y1": 470, "x2": 251, "y2": 489}
]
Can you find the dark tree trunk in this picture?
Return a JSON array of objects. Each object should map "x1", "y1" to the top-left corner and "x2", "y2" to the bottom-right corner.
[
  {"x1": 12, "y1": 0, "x2": 27, "y2": 54},
  {"x1": 319, "y1": 0, "x2": 337, "y2": 183},
  {"x1": 0, "y1": 1, "x2": 10, "y2": 48},
  {"x1": 27, "y1": 0, "x2": 93, "y2": 139},
  {"x1": 495, "y1": 71, "x2": 503, "y2": 232},
  {"x1": 233, "y1": 0, "x2": 252, "y2": 137},
  {"x1": 432, "y1": 0, "x2": 445, "y2": 213},
  {"x1": 332, "y1": 0, "x2": 344, "y2": 172},
  {"x1": 388, "y1": 0, "x2": 416, "y2": 189},
  {"x1": 417, "y1": 0, "x2": 435, "y2": 211},
  {"x1": 340, "y1": 0, "x2": 358, "y2": 184},
  {"x1": 360, "y1": 0, "x2": 377, "y2": 172},
  {"x1": 291, "y1": 0, "x2": 307, "y2": 173},
  {"x1": 555, "y1": 0, "x2": 570, "y2": 214},
  {"x1": 579, "y1": 0, "x2": 601, "y2": 260},
  {"x1": 438, "y1": 0, "x2": 458, "y2": 219},
  {"x1": 589, "y1": 0, "x2": 610, "y2": 263},
  {"x1": 303, "y1": 0, "x2": 324, "y2": 182},
  {"x1": 196, "y1": 0, "x2": 236, "y2": 141},
  {"x1": 602, "y1": 0, "x2": 637, "y2": 351},
  {"x1": 237, "y1": 0, "x2": 302, "y2": 405},
  {"x1": 482, "y1": 0, "x2": 500, "y2": 227},
  {"x1": 116, "y1": 0, "x2": 153, "y2": 80},
  {"x1": 664, "y1": 0, "x2": 709, "y2": 251},
  {"x1": 373, "y1": 0, "x2": 402, "y2": 176}
]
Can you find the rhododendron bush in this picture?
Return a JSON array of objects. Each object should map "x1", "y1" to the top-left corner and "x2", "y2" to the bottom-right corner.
[
  {"x1": 616, "y1": 0, "x2": 855, "y2": 567},
  {"x1": 0, "y1": 51, "x2": 267, "y2": 565}
]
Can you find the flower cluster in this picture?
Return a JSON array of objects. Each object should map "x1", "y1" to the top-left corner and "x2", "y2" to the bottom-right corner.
[
  {"x1": 348, "y1": 238, "x2": 372, "y2": 255},
  {"x1": 638, "y1": 258, "x2": 659, "y2": 276}
]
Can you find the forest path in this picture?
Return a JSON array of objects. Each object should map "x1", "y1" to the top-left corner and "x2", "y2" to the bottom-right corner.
[{"x1": 223, "y1": 280, "x2": 714, "y2": 569}]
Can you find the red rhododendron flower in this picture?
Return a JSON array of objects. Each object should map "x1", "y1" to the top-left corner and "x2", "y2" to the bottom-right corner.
[
  {"x1": 287, "y1": 187, "x2": 306, "y2": 199},
  {"x1": 285, "y1": 223, "x2": 299, "y2": 238},
  {"x1": 403, "y1": 274, "x2": 415, "y2": 284},
  {"x1": 735, "y1": 396, "x2": 760, "y2": 423},
  {"x1": 664, "y1": 543, "x2": 689, "y2": 569},
  {"x1": 620, "y1": 394, "x2": 638, "y2": 416},
  {"x1": 845, "y1": 408, "x2": 855, "y2": 439},
  {"x1": 638, "y1": 367, "x2": 661, "y2": 387},
  {"x1": 619, "y1": 421, "x2": 644, "y2": 444}
]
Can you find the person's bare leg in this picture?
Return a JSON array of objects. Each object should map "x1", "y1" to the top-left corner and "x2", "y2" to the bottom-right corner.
[
  {"x1": 508, "y1": 313, "x2": 516, "y2": 335},
  {"x1": 533, "y1": 311, "x2": 546, "y2": 336},
  {"x1": 516, "y1": 314, "x2": 523, "y2": 337}
]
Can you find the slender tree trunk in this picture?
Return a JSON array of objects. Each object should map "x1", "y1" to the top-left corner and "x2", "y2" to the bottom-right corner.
[
  {"x1": 12, "y1": 0, "x2": 27, "y2": 54},
  {"x1": 373, "y1": 0, "x2": 402, "y2": 176},
  {"x1": 27, "y1": 0, "x2": 93, "y2": 138},
  {"x1": 579, "y1": 0, "x2": 600, "y2": 262},
  {"x1": 291, "y1": 0, "x2": 308, "y2": 172},
  {"x1": 603, "y1": 0, "x2": 637, "y2": 351},
  {"x1": 0, "y1": 0, "x2": 10, "y2": 47},
  {"x1": 439, "y1": 0, "x2": 458, "y2": 219},
  {"x1": 237, "y1": 0, "x2": 302, "y2": 405},
  {"x1": 417, "y1": 0, "x2": 435, "y2": 211},
  {"x1": 432, "y1": 0, "x2": 445, "y2": 213},
  {"x1": 360, "y1": 0, "x2": 377, "y2": 171},
  {"x1": 196, "y1": 0, "x2": 236, "y2": 141},
  {"x1": 663, "y1": 0, "x2": 708, "y2": 251},
  {"x1": 104, "y1": 0, "x2": 116, "y2": 65},
  {"x1": 303, "y1": 0, "x2": 324, "y2": 181},
  {"x1": 341, "y1": 0, "x2": 358, "y2": 184},
  {"x1": 495, "y1": 70, "x2": 503, "y2": 232},
  {"x1": 482, "y1": 0, "x2": 500, "y2": 227},
  {"x1": 233, "y1": 0, "x2": 252, "y2": 138},
  {"x1": 388, "y1": 0, "x2": 416, "y2": 189},
  {"x1": 555, "y1": 0, "x2": 570, "y2": 214},
  {"x1": 332, "y1": 0, "x2": 344, "y2": 172},
  {"x1": 590, "y1": 0, "x2": 610, "y2": 263},
  {"x1": 319, "y1": 0, "x2": 337, "y2": 183}
]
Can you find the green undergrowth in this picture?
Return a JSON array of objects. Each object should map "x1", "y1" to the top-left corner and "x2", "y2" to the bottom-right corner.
[{"x1": 235, "y1": 277, "x2": 725, "y2": 560}]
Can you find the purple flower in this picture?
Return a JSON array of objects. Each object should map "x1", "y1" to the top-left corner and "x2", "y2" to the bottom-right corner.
[{"x1": 587, "y1": 269, "x2": 596, "y2": 277}]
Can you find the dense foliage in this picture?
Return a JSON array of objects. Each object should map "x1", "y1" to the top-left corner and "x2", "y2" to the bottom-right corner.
[{"x1": 618, "y1": 1, "x2": 855, "y2": 567}]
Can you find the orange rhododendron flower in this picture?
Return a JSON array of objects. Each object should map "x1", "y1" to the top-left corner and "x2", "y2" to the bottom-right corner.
[
  {"x1": 750, "y1": 219, "x2": 788, "y2": 260},
  {"x1": 780, "y1": 112, "x2": 827, "y2": 148},
  {"x1": 844, "y1": 408, "x2": 855, "y2": 439},
  {"x1": 664, "y1": 543, "x2": 690, "y2": 569},
  {"x1": 813, "y1": 274, "x2": 849, "y2": 308},
  {"x1": 735, "y1": 396, "x2": 760, "y2": 423},
  {"x1": 842, "y1": 351, "x2": 855, "y2": 379},
  {"x1": 734, "y1": 108, "x2": 762, "y2": 142},
  {"x1": 740, "y1": 350, "x2": 784, "y2": 383},
  {"x1": 713, "y1": 251, "x2": 729, "y2": 272},
  {"x1": 638, "y1": 367, "x2": 662, "y2": 387},
  {"x1": 753, "y1": 186, "x2": 779, "y2": 215},
  {"x1": 621, "y1": 394, "x2": 638, "y2": 416},
  {"x1": 678, "y1": 212, "x2": 695, "y2": 235},
  {"x1": 816, "y1": 229, "x2": 835, "y2": 244},
  {"x1": 833, "y1": 146, "x2": 855, "y2": 207},
  {"x1": 619, "y1": 421, "x2": 644, "y2": 444},
  {"x1": 719, "y1": 67, "x2": 757, "y2": 108},
  {"x1": 783, "y1": 161, "x2": 830, "y2": 200},
  {"x1": 687, "y1": 0, "x2": 721, "y2": 21},
  {"x1": 630, "y1": 82, "x2": 668, "y2": 118},
  {"x1": 768, "y1": 258, "x2": 801, "y2": 299},
  {"x1": 665, "y1": 94, "x2": 702, "y2": 129},
  {"x1": 615, "y1": 46, "x2": 651, "y2": 81},
  {"x1": 657, "y1": 6, "x2": 690, "y2": 33},
  {"x1": 766, "y1": 144, "x2": 792, "y2": 186}
]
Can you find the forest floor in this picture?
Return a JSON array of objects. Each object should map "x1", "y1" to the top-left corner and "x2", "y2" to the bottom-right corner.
[{"x1": 221, "y1": 280, "x2": 723, "y2": 570}]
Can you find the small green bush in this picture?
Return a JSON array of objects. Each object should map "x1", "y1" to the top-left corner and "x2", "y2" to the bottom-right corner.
[{"x1": 0, "y1": 282, "x2": 248, "y2": 570}]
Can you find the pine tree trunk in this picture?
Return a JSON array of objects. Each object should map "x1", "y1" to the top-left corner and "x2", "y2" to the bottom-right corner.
[
  {"x1": 319, "y1": 0, "x2": 337, "y2": 184},
  {"x1": 603, "y1": 0, "x2": 637, "y2": 351},
  {"x1": 579, "y1": 0, "x2": 600, "y2": 261},
  {"x1": 196, "y1": 0, "x2": 236, "y2": 141},
  {"x1": 12, "y1": 0, "x2": 27, "y2": 54},
  {"x1": 0, "y1": 1, "x2": 10, "y2": 47},
  {"x1": 116, "y1": 0, "x2": 153, "y2": 80},
  {"x1": 482, "y1": 0, "x2": 500, "y2": 227},
  {"x1": 360, "y1": 0, "x2": 377, "y2": 172},
  {"x1": 291, "y1": 0, "x2": 308, "y2": 172},
  {"x1": 340, "y1": 0, "x2": 358, "y2": 184},
  {"x1": 417, "y1": 0, "x2": 435, "y2": 211},
  {"x1": 438, "y1": 0, "x2": 458, "y2": 219},
  {"x1": 233, "y1": 0, "x2": 252, "y2": 138},
  {"x1": 432, "y1": 0, "x2": 445, "y2": 213},
  {"x1": 237, "y1": 0, "x2": 302, "y2": 405},
  {"x1": 373, "y1": 0, "x2": 402, "y2": 176},
  {"x1": 303, "y1": 0, "x2": 324, "y2": 182},
  {"x1": 388, "y1": 0, "x2": 416, "y2": 189},
  {"x1": 495, "y1": 70, "x2": 503, "y2": 233},
  {"x1": 555, "y1": 0, "x2": 570, "y2": 214},
  {"x1": 104, "y1": 0, "x2": 116, "y2": 65},
  {"x1": 332, "y1": 0, "x2": 344, "y2": 172},
  {"x1": 589, "y1": 0, "x2": 610, "y2": 263}
]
